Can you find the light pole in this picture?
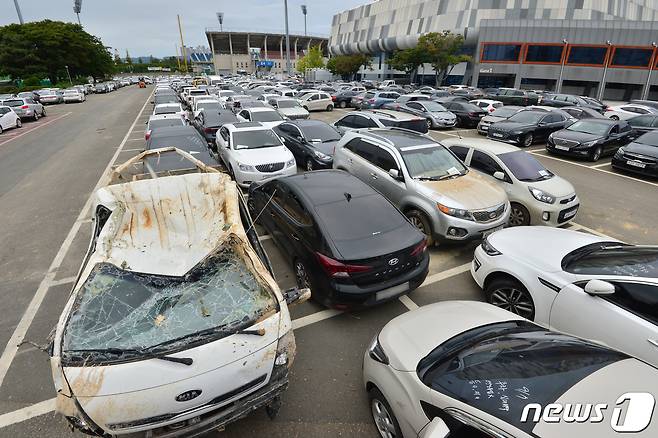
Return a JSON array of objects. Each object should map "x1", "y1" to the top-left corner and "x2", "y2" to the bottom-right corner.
[
  {"x1": 65, "y1": 65, "x2": 73, "y2": 85},
  {"x1": 301, "y1": 5, "x2": 307, "y2": 36},
  {"x1": 13, "y1": 0, "x2": 24, "y2": 24},
  {"x1": 642, "y1": 42, "x2": 657, "y2": 100},
  {"x1": 556, "y1": 39, "x2": 568, "y2": 93},
  {"x1": 73, "y1": 0, "x2": 82, "y2": 25},
  {"x1": 284, "y1": 0, "x2": 291, "y2": 76},
  {"x1": 217, "y1": 12, "x2": 224, "y2": 32},
  {"x1": 597, "y1": 40, "x2": 612, "y2": 101}
]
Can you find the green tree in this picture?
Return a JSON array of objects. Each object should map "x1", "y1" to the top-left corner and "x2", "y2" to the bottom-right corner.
[
  {"x1": 326, "y1": 54, "x2": 372, "y2": 80},
  {"x1": 0, "y1": 20, "x2": 113, "y2": 84},
  {"x1": 417, "y1": 31, "x2": 471, "y2": 86},
  {"x1": 296, "y1": 45, "x2": 325, "y2": 73},
  {"x1": 388, "y1": 46, "x2": 427, "y2": 84}
]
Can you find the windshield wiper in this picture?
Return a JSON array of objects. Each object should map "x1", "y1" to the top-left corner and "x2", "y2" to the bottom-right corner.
[
  {"x1": 414, "y1": 176, "x2": 440, "y2": 181},
  {"x1": 65, "y1": 348, "x2": 194, "y2": 366}
]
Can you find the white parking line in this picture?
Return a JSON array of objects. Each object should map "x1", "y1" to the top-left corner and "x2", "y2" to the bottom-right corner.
[
  {"x1": 420, "y1": 262, "x2": 471, "y2": 288},
  {"x1": 0, "y1": 90, "x2": 154, "y2": 390},
  {"x1": 258, "y1": 234, "x2": 273, "y2": 241},
  {"x1": 529, "y1": 151, "x2": 658, "y2": 188},
  {"x1": 568, "y1": 222, "x2": 612, "y2": 238},
  {"x1": 48, "y1": 276, "x2": 77, "y2": 288},
  {"x1": 398, "y1": 295, "x2": 419, "y2": 310},
  {"x1": 590, "y1": 162, "x2": 612, "y2": 168},
  {"x1": 0, "y1": 398, "x2": 56, "y2": 429},
  {"x1": 0, "y1": 112, "x2": 72, "y2": 146},
  {"x1": 291, "y1": 309, "x2": 342, "y2": 330}
]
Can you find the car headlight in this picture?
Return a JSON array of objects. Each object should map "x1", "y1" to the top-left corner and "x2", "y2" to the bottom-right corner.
[
  {"x1": 238, "y1": 163, "x2": 255, "y2": 172},
  {"x1": 529, "y1": 187, "x2": 555, "y2": 204},
  {"x1": 437, "y1": 203, "x2": 474, "y2": 221},
  {"x1": 511, "y1": 130, "x2": 524, "y2": 136},
  {"x1": 286, "y1": 158, "x2": 296, "y2": 167},
  {"x1": 481, "y1": 235, "x2": 502, "y2": 256},
  {"x1": 581, "y1": 140, "x2": 599, "y2": 148},
  {"x1": 313, "y1": 150, "x2": 331, "y2": 161},
  {"x1": 368, "y1": 334, "x2": 389, "y2": 365}
]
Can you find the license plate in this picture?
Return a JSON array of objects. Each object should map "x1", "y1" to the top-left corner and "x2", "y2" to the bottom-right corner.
[
  {"x1": 492, "y1": 133, "x2": 503, "y2": 138},
  {"x1": 563, "y1": 207, "x2": 578, "y2": 219},
  {"x1": 261, "y1": 173, "x2": 282, "y2": 180},
  {"x1": 482, "y1": 225, "x2": 504, "y2": 238},
  {"x1": 376, "y1": 282, "x2": 409, "y2": 301},
  {"x1": 627, "y1": 160, "x2": 646, "y2": 168},
  {"x1": 555, "y1": 145, "x2": 570, "y2": 151}
]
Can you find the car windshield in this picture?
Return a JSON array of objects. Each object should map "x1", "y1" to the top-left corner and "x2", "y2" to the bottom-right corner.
[
  {"x1": 422, "y1": 101, "x2": 448, "y2": 112},
  {"x1": 419, "y1": 323, "x2": 626, "y2": 434},
  {"x1": 379, "y1": 118, "x2": 428, "y2": 133},
  {"x1": 635, "y1": 131, "x2": 658, "y2": 147},
  {"x1": 61, "y1": 245, "x2": 277, "y2": 362},
  {"x1": 198, "y1": 102, "x2": 222, "y2": 111},
  {"x1": 277, "y1": 100, "x2": 301, "y2": 109},
  {"x1": 490, "y1": 107, "x2": 519, "y2": 118},
  {"x1": 498, "y1": 151, "x2": 553, "y2": 182},
  {"x1": 234, "y1": 129, "x2": 282, "y2": 149},
  {"x1": 154, "y1": 106, "x2": 181, "y2": 115},
  {"x1": 301, "y1": 123, "x2": 341, "y2": 142},
  {"x1": 566, "y1": 120, "x2": 610, "y2": 135},
  {"x1": 251, "y1": 111, "x2": 284, "y2": 122},
  {"x1": 507, "y1": 112, "x2": 544, "y2": 124},
  {"x1": 3, "y1": 100, "x2": 22, "y2": 107},
  {"x1": 149, "y1": 119, "x2": 183, "y2": 129},
  {"x1": 401, "y1": 146, "x2": 467, "y2": 180}
]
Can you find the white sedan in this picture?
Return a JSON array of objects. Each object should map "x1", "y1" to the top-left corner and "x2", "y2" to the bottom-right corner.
[
  {"x1": 604, "y1": 103, "x2": 658, "y2": 120},
  {"x1": 471, "y1": 226, "x2": 658, "y2": 367},
  {"x1": 63, "y1": 89, "x2": 86, "y2": 103},
  {"x1": 236, "y1": 107, "x2": 286, "y2": 129},
  {"x1": 364, "y1": 300, "x2": 658, "y2": 438},
  {"x1": 0, "y1": 105, "x2": 21, "y2": 133},
  {"x1": 470, "y1": 99, "x2": 503, "y2": 113}
]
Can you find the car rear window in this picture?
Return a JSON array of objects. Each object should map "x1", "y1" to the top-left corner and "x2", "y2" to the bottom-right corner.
[
  {"x1": 3, "y1": 100, "x2": 22, "y2": 107},
  {"x1": 149, "y1": 119, "x2": 184, "y2": 129}
]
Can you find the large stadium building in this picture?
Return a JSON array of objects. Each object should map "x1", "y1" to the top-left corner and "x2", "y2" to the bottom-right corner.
[
  {"x1": 205, "y1": 30, "x2": 328, "y2": 75},
  {"x1": 329, "y1": 0, "x2": 658, "y2": 100}
]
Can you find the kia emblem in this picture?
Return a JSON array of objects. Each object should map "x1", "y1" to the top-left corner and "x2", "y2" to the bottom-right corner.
[
  {"x1": 176, "y1": 390, "x2": 202, "y2": 402},
  {"x1": 388, "y1": 258, "x2": 399, "y2": 266},
  {"x1": 489, "y1": 211, "x2": 496, "y2": 219}
]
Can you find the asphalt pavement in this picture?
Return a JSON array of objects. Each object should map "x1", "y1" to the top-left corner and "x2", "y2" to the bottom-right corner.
[{"x1": 0, "y1": 94, "x2": 657, "y2": 438}]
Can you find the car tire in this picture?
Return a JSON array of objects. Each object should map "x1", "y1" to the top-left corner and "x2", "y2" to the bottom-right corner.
[
  {"x1": 522, "y1": 133, "x2": 533, "y2": 147},
  {"x1": 306, "y1": 159, "x2": 314, "y2": 171},
  {"x1": 485, "y1": 277, "x2": 535, "y2": 320},
  {"x1": 326, "y1": 105, "x2": 334, "y2": 112},
  {"x1": 425, "y1": 118, "x2": 433, "y2": 130},
  {"x1": 16, "y1": 118, "x2": 21, "y2": 128},
  {"x1": 339, "y1": 101, "x2": 347, "y2": 108},
  {"x1": 509, "y1": 203, "x2": 530, "y2": 227},
  {"x1": 368, "y1": 388, "x2": 403, "y2": 438},
  {"x1": 0, "y1": 125, "x2": 3, "y2": 134},
  {"x1": 303, "y1": 106, "x2": 309, "y2": 111},
  {"x1": 294, "y1": 259, "x2": 311, "y2": 291},
  {"x1": 589, "y1": 145, "x2": 603, "y2": 162},
  {"x1": 610, "y1": 115, "x2": 620, "y2": 121},
  {"x1": 405, "y1": 209, "x2": 434, "y2": 246}
]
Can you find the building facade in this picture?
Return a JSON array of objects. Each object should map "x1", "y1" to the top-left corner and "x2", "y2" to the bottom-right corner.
[
  {"x1": 205, "y1": 30, "x2": 328, "y2": 75},
  {"x1": 329, "y1": 0, "x2": 658, "y2": 99}
]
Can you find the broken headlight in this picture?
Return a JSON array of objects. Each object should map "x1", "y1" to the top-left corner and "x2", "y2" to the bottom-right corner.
[{"x1": 275, "y1": 330, "x2": 295, "y2": 368}]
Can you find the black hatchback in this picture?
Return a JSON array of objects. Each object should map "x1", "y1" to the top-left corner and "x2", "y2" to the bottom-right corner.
[{"x1": 248, "y1": 171, "x2": 429, "y2": 309}]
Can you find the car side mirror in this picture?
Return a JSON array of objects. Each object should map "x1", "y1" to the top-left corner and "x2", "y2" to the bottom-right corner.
[
  {"x1": 388, "y1": 168, "x2": 403, "y2": 181},
  {"x1": 584, "y1": 279, "x2": 616, "y2": 296},
  {"x1": 493, "y1": 171, "x2": 506, "y2": 182},
  {"x1": 419, "y1": 417, "x2": 450, "y2": 438},
  {"x1": 282, "y1": 287, "x2": 311, "y2": 306}
]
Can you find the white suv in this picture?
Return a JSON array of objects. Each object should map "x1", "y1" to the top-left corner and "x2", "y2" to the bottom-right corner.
[{"x1": 216, "y1": 122, "x2": 296, "y2": 187}]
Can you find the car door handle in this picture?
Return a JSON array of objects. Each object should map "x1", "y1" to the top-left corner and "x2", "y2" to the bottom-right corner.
[
  {"x1": 370, "y1": 172, "x2": 378, "y2": 179},
  {"x1": 648, "y1": 339, "x2": 658, "y2": 348},
  {"x1": 291, "y1": 233, "x2": 300, "y2": 241}
]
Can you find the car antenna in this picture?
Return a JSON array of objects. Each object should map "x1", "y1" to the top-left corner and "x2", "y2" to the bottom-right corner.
[{"x1": 344, "y1": 192, "x2": 352, "y2": 202}]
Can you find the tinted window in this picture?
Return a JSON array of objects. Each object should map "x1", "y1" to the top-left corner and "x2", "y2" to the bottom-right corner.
[
  {"x1": 373, "y1": 148, "x2": 399, "y2": 172},
  {"x1": 336, "y1": 115, "x2": 357, "y2": 128},
  {"x1": 490, "y1": 107, "x2": 519, "y2": 118},
  {"x1": 449, "y1": 145, "x2": 469, "y2": 161},
  {"x1": 470, "y1": 150, "x2": 504, "y2": 176},
  {"x1": 300, "y1": 124, "x2": 341, "y2": 142},
  {"x1": 498, "y1": 151, "x2": 554, "y2": 182},
  {"x1": 353, "y1": 140, "x2": 379, "y2": 163},
  {"x1": 612, "y1": 48, "x2": 653, "y2": 67},
  {"x1": 543, "y1": 113, "x2": 562, "y2": 123},
  {"x1": 3, "y1": 99, "x2": 22, "y2": 107},
  {"x1": 149, "y1": 118, "x2": 184, "y2": 129},
  {"x1": 354, "y1": 116, "x2": 378, "y2": 129},
  {"x1": 507, "y1": 112, "x2": 544, "y2": 124},
  {"x1": 567, "y1": 46, "x2": 608, "y2": 65},
  {"x1": 565, "y1": 246, "x2": 658, "y2": 277},
  {"x1": 481, "y1": 44, "x2": 521, "y2": 62},
  {"x1": 630, "y1": 115, "x2": 655, "y2": 127},
  {"x1": 281, "y1": 192, "x2": 312, "y2": 225},
  {"x1": 607, "y1": 282, "x2": 658, "y2": 325},
  {"x1": 525, "y1": 44, "x2": 564, "y2": 63}
]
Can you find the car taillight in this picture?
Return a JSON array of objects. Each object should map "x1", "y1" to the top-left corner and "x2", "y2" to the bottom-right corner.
[
  {"x1": 315, "y1": 252, "x2": 371, "y2": 278},
  {"x1": 21, "y1": 105, "x2": 29, "y2": 109},
  {"x1": 331, "y1": 95, "x2": 336, "y2": 101},
  {"x1": 605, "y1": 108, "x2": 613, "y2": 112},
  {"x1": 145, "y1": 130, "x2": 151, "y2": 140},
  {"x1": 489, "y1": 108, "x2": 495, "y2": 112},
  {"x1": 368, "y1": 99, "x2": 376, "y2": 103},
  {"x1": 410, "y1": 239, "x2": 428, "y2": 257}
]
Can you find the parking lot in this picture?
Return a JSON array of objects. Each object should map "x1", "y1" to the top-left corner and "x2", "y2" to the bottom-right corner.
[{"x1": 0, "y1": 84, "x2": 657, "y2": 438}]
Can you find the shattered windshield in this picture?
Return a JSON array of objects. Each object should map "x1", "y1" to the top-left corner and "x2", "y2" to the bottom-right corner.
[{"x1": 62, "y1": 244, "x2": 277, "y2": 362}]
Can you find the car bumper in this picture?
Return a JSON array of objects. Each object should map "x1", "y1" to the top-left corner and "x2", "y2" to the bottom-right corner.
[
  {"x1": 487, "y1": 133, "x2": 523, "y2": 144},
  {"x1": 234, "y1": 165, "x2": 297, "y2": 188},
  {"x1": 432, "y1": 119, "x2": 457, "y2": 128},
  {"x1": 470, "y1": 245, "x2": 488, "y2": 288},
  {"x1": 545, "y1": 142, "x2": 593, "y2": 158},
  {"x1": 477, "y1": 122, "x2": 490, "y2": 134},
  {"x1": 314, "y1": 254, "x2": 429, "y2": 309},
  {"x1": 526, "y1": 196, "x2": 580, "y2": 226},
  {"x1": 40, "y1": 98, "x2": 59, "y2": 104},
  {"x1": 612, "y1": 156, "x2": 658, "y2": 178},
  {"x1": 432, "y1": 206, "x2": 511, "y2": 241}
]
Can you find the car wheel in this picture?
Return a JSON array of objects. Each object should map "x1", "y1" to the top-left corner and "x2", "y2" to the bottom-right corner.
[
  {"x1": 16, "y1": 118, "x2": 21, "y2": 128},
  {"x1": 610, "y1": 115, "x2": 620, "y2": 121},
  {"x1": 294, "y1": 259, "x2": 311, "y2": 290},
  {"x1": 303, "y1": 106, "x2": 309, "y2": 111},
  {"x1": 0, "y1": 125, "x2": 3, "y2": 134},
  {"x1": 425, "y1": 118, "x2": 433, "y2": 130},
  {"x1": 339, "y1": 101, "x2": 347, "y2": 108},
  {"x1": 405, "y1": 210, "x2": 434, "y2": 246},
  {"x1": 486, "y1": 277, "x2": 535, "y2": 320},
  {"x1": 326, "y1": 105, "x2": 334, "y2": 112},
  {"x1": 368, "y1": 388, "x2": 402, "y2": 438},
  {"x1": 306, "y1": 159, "x2": 314, "y2": 171},
  {"x1": 522, "y1": 133, "x2": 533, "y2": 147},
  {"x1": 589, "y1": 145, "x2": 603, "y2": 162},
  {"x1": 34, "y1": 112, "x2": 40, "y2": 121},
  {"x1": 509, "y1": 203, "x2": 530, "y2": 226}
]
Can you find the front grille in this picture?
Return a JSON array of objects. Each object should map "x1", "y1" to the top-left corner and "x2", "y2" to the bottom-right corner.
[
  {"x1": 554, "y1": 138, "x2": 579, "y2": 148},
  {"x1": 623, "y1": 152, "x2": 657, "y2": 164},
  {"x1": 560, "y1": 194, "x2": 576, "y2": 204},
  {"x1": 255, "y1": 162, "x2": 284, "y2": 173},
  {"x1": 472, "y1": 203, "x2": 506, "y2": 223}
]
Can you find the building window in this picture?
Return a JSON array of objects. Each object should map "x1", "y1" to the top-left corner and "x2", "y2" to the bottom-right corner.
[
  {"x1": 524, "y1": 44, "x2": 564, "y2": 64},
  {"x1": 567, "y1": 46, "x2": 608, "y2": 65},
  {"x1": 480, "y1": 43, "x2": 522, "y2": 62},
  {"x1": 611, "y1": 47, "x2": 653, "y2": 68}
]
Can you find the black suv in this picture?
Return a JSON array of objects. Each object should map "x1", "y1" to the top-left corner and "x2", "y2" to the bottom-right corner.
[{"x1": 486, "y1": 88, "x2": 540, "y2": 106}]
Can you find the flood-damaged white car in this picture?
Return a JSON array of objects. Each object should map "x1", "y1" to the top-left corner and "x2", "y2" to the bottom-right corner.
[{"x1": 49, "y1": 148, "x2": 309, "y2": 437}]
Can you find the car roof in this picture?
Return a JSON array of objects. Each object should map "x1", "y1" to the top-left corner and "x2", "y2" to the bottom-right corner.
[
  {"x1": 148, "y1": 126, "x2": 199, "y2": 137},
  {"x1": 148, "y1": 114, "x2": 183, "y2": 121},
  {"x1": 358, "y1": 109, "x2": 420, "y2": 120},
  {"x1": 281, "y1": 170, "x2": 375, "y2": 206},
  {"x1": 357, "y1": 128, "x2": 438, "y2": 149},
  {"x1": 284, "y1": 119, "x2": 330, "y2": 128},
  {"x1": 442, "y1": 137, "x2": 520, "y2": 155},
  {"x1": 225, "y1": 121, "x2": 267, "y2": 131},
  {"x1": 242, "y1": 107, "x2": 277, "y2": 113}
]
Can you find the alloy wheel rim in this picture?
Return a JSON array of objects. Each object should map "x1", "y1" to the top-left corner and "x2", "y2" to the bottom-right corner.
[
  {"x1": 426, "y1": 119, "x2": 432, "y2": 129},
  {"x1": 306, "y1": 160, "x2": 313, "y2": 171},
  {"x1": 509, "y1": 207, "x2": 526, "y2": 226},
  {"x1": 371, "y1": 399, "x2": 397, "y2": 438},
  {"x1": 409, "y1": 216, "x2": 426, "y2": 234},
  {"x1": 490, "y1": 287, "x2": 534, "y2": 319},
  {"x1": 593, "y1": 147, "x2": 602, "y2": 161},
  {"x1": 295, "y1": 261, "x2": 310, "y2": 289},
  {"x1": 524, "y1": 135, "x2": 532, "y2": 147}
]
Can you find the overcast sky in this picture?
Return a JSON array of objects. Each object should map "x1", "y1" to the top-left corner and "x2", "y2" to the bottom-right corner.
[{"x1": 1, "y1": 0, "x2": 367, "y2": 57}]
